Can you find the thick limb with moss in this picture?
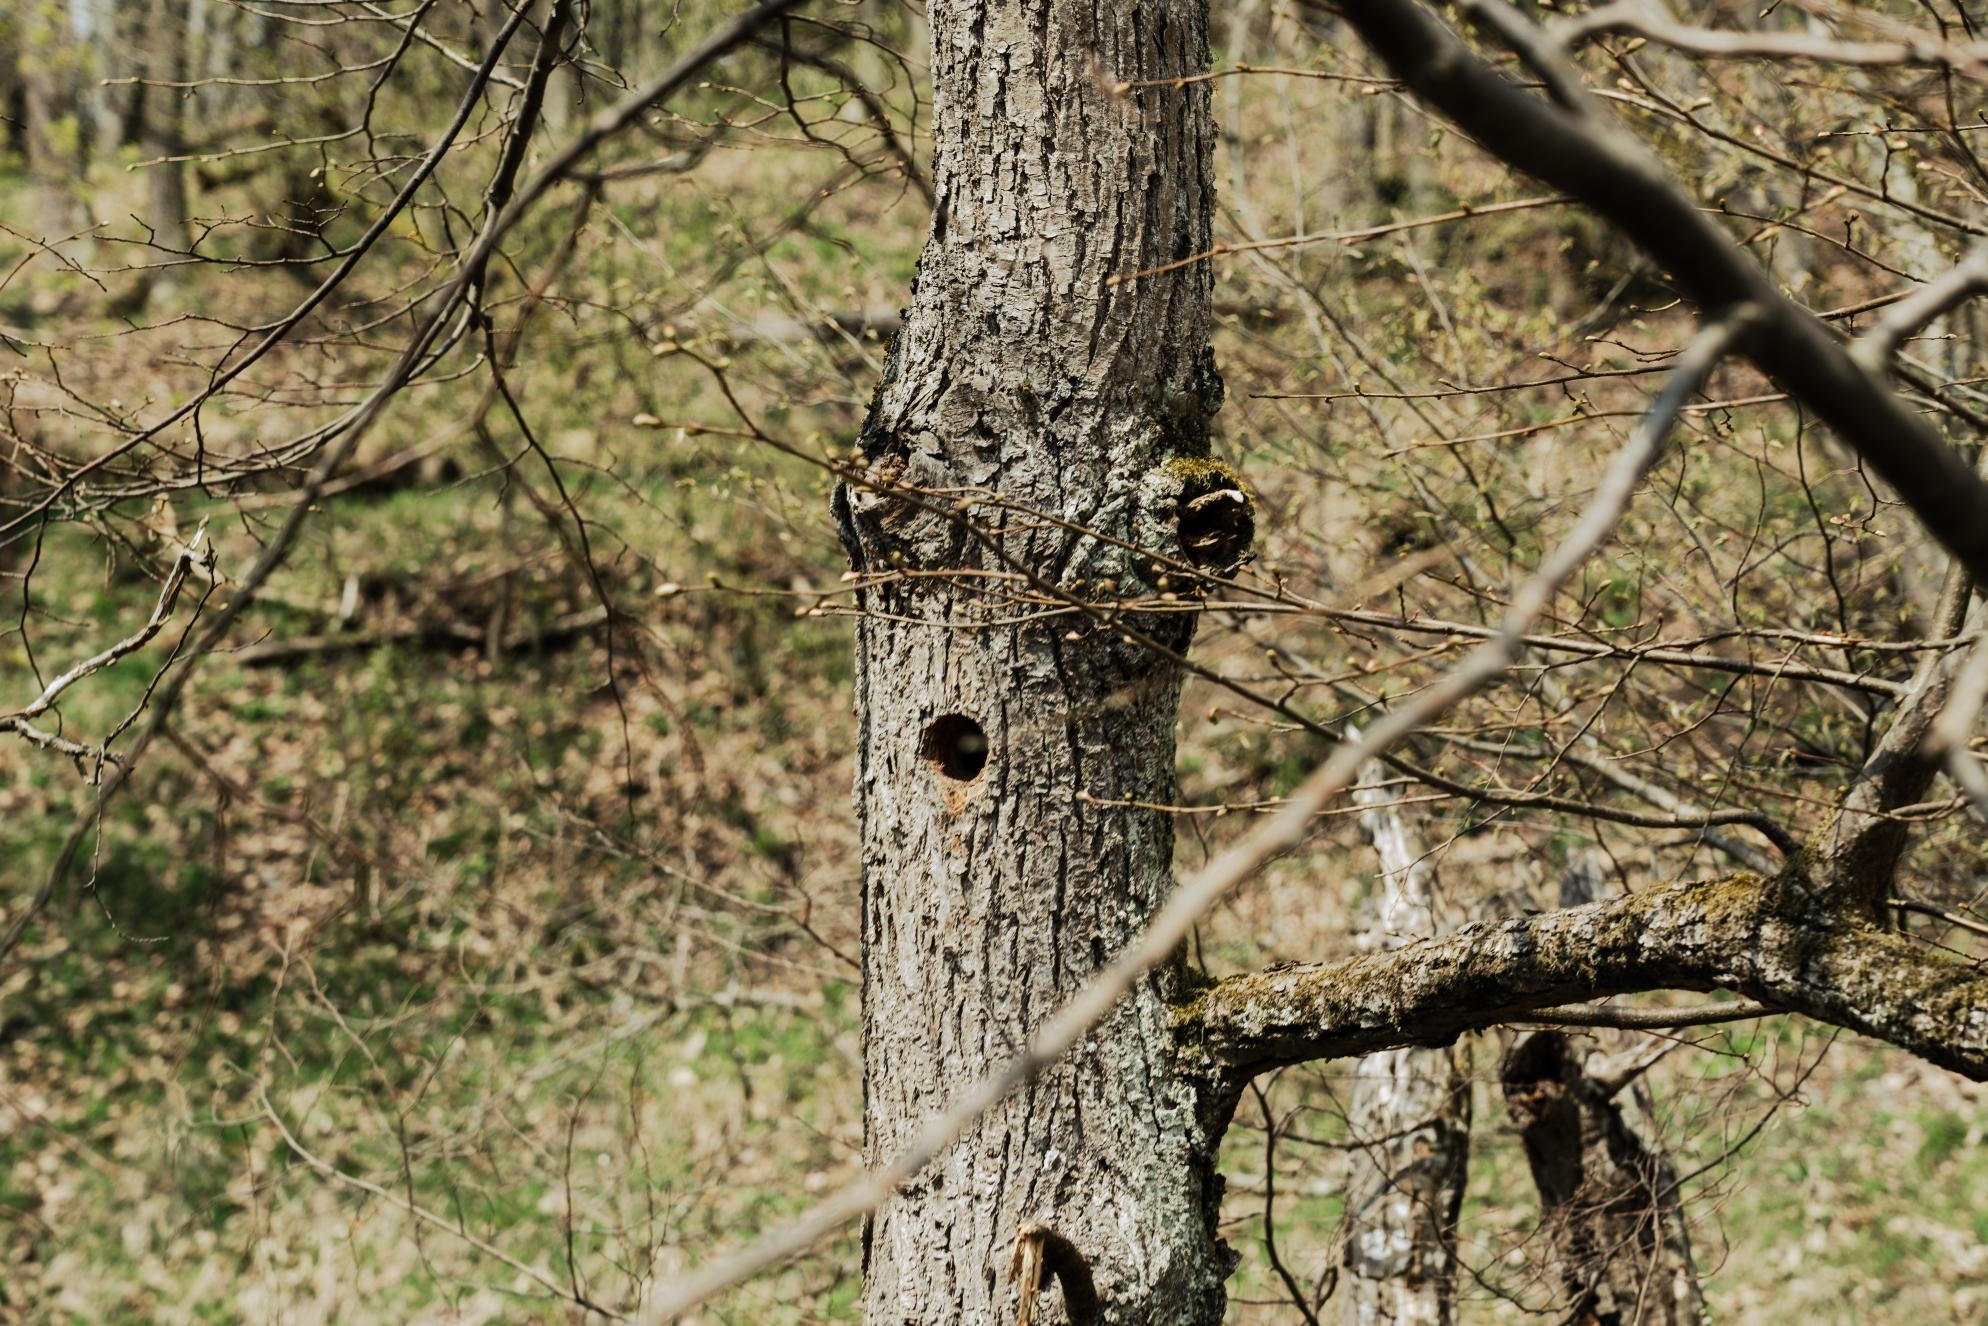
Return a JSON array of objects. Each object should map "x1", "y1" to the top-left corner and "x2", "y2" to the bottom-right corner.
[{"x1": 1183, "y1": 871, "x2": 1988, "y2": 1083}]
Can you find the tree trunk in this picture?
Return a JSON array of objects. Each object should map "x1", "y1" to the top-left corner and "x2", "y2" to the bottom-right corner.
[
  {"x1": 0, "y1": 19, "x2": 24, "y2": 163},
  {"x1": 1339, "y1": 754, "x2": 1470, "y2": 1326},
  {"x1": 1499, "y1": 854, "x2": 1705, "y2": 1326},
  {"x1": 838, "y1": 3, "x2": 1241, "y2": 1323},
  {"x1": 139, "y1": 0, "x2": 192, "y2": 254}
]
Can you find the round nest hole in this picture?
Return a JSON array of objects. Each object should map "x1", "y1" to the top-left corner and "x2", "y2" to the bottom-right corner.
[{"x1": 922, "y1": 714, "x2": 988, "y2": 782}]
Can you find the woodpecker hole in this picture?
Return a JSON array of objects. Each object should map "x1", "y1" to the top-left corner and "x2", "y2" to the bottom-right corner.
[{"x1": 922, "y1": 714, "x2": 988, "y2": 781}]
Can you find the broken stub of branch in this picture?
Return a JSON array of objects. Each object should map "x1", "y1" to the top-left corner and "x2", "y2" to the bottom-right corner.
[{"x1": 1010, "y1": 1223, "x2": 1099, "y2": 1326}]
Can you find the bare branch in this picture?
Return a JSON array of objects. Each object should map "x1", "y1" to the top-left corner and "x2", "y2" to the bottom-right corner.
[
  {"x1": 258, "y1": 1087, "x2": 623, "y2": 1319},
  {"x1": 1854, "y1": 240, "x2": 1988, "y2": 368},
  {"x1": 1562, "y1": 2, "x2": 1988, "y2": 77},
  {"x1": 1515, "y1": 1000, "x2": 1775, "y2": 1031},
  {"x1": 1809, "y1": 604, "x2": 1983, "y2": 912},
  {"x1": 625, "y1": 310, "x2": 1748, "y2": 1325},
  {"x1": 0, "y1": 0, "x2": 813, "y2": 969},
  {"x1": 3, "y1": 522, "x2": 210, "y2": 729},
  {"x1": 1326, "y1": 0, "x2": 1988, "y2": 590},
  {"x1": 1929, "y1": 629, "x2": 1988, "y2": 827}
]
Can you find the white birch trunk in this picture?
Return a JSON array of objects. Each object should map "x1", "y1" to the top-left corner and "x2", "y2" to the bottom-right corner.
[{"x1": 1339, "y1": 748, "x2": 1470, "y2": 1326}]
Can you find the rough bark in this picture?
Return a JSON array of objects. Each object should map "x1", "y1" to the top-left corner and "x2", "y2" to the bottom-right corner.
[
  {"x1": 1339, "y1": 759, "x2": 1469, "y2": 1326},
  {"x1": 1499, "y1": 854, "x2": 1705, "y2": 1326},
  {"x1": 821, "y1": 6, "x2": 1988, "y2": 1322},
  {"x1": 1807, "y1": 605, "x2": 1973, "y2": 914},
  {"x1": 1501, "y1": 1029, "x2": 1704, "y2": 1326},
  {"x1": 838, "y1": 3, "x2": 1239, "y2": 1324}
]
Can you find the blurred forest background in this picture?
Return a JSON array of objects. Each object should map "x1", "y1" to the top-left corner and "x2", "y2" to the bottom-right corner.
[{"x1": 3, "y1": 0, "x2": 1987, "y2": 1321}]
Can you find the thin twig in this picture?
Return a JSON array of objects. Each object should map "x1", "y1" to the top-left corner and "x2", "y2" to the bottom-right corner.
[
  {"x1": 257, "y1": 1087, "x2": 624, "y2": 1319},
  {"x1": 1854, "y1": 239, "x2": 1988, "y2": 367},
  {"x1": 1561, "y1": 1, "x2": 1988, "y2": 76}
]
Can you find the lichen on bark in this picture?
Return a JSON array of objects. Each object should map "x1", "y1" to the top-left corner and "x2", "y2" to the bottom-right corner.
[{"x1": 1179, "y1": 868, "x2": 1988, "y2": 1083}]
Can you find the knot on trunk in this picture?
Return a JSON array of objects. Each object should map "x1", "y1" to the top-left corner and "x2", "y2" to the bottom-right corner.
[{"x1": 836, "y1": 449, "x2": 970, "y2": 573}]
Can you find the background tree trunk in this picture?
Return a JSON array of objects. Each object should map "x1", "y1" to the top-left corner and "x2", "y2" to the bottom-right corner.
[
  {"x1": 1500, "y1": 854, "x2": 1706, "y2": 1326},
  {"x1": 17, "y1": 0, "x2": 91, "y2": 240},
  {"x1": 0, "y1": 18, "x2": 24, "y2": 164},
  {"x1": 138, "y1": 0, "x2": 192, "y2": 255},
  {"x1": 1339, "y1": 752, "x2": 1470, "y2": 1326},
  {"x1": 838, "y1": 3, "x2": 1240, "y2": 1323}
]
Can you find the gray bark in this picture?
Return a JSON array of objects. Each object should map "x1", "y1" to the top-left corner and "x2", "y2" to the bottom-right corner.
[
  {"x1": 1185, "y1": 593, "x2": 1988, "y2": 1080},
  {"x1": 1340, "y1": 758, "x2": 1469, "y2": 1326},
  {"x1": 1186, "y1": 865, "x2": 1988, "y2": 1081},
  {"x1": 1500, "y1": 1028, "x2": 1704, "y2": 1326},
  {"x1": 839, "y1": 2, "x2": 1239, "y2": 1324},
  {"x1": 831, "y1": 6, "x2": 1988, "y2": 1323}
]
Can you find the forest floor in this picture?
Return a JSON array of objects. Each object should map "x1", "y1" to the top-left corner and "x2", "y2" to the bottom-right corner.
[{"x1": 4, "y1": 50, "x2": 1988, "y2": 1326}]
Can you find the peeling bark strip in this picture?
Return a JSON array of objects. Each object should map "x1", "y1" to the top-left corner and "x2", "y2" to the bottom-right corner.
[
  {"x1": 842, "y1": 3, "x2": 1237, "y2": 1324},
  {"x1": 1186, "y1": 871, "x2": 1988, "y2": 1082}
]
